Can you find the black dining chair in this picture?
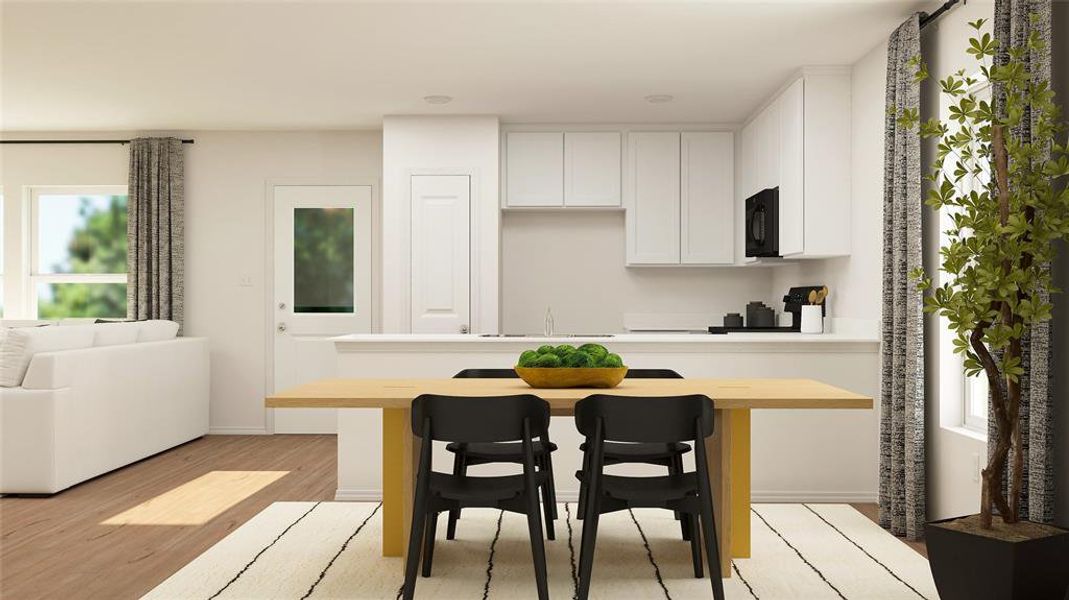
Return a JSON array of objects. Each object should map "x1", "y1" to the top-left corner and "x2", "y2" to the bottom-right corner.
[
  {"x1": 578, "y1": 369, "x2": 693, "y2": 540},
  {"x1": 574, "y1": 393, "x2": 724, "y2": 600},
  {"x1": 445, "y1": 368, "x2": 558, "y2": 541},
  {"x1": 402, "y1": 394, "x2": 551, "y2": 600}
]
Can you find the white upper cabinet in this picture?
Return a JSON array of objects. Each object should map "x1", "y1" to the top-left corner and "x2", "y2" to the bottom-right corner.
[
  {"x1": 564, "y1": 132, "x2": 621, "y2": 207},
  {"x1": 626, "y1": 132, "x2": 681, "y2": 265},
  {"x1": 505, "y1": 132, "x2": 564, "y2": 207},
  {"x1": 739, "y1": 68, "x2": 851, "y2": 258},
  {"x1": 626, "y1": 130, "x2": 735, "y2": 266},
  {"x1": 778, "y1": 77, "x2": 805, "y2": 257},
  {"x1": 681, "y1": 132, "x2": 734, "y2": 265}
]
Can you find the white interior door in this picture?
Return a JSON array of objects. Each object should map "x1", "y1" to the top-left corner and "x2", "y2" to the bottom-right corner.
[
  {"x1": 273, "y1": 185, "x2": 372, "y2": 433},
  {"x1": 410, "y1": 175, "x2": 470, "y2": 333}
]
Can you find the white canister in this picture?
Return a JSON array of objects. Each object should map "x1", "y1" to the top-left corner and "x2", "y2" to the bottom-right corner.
[{"x1": 800, "y1": 305, "x2": 824, "y2": 334}]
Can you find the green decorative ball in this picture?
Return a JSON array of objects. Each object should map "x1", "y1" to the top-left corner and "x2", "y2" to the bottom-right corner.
[
  {"x1": 563, "y1": 351, "x2": 595, "y2": 368},
  {"x1": 532, "y1": 353, "x2": 562, "y2": 368},
  {"x1": 517, "y1": 350, "x2": 539, "y2": 367},
  {"x1": 600, "y1": 353, "x2": 624, "y2": 368}
]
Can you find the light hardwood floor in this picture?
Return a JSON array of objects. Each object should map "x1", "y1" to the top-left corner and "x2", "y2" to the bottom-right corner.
[
  {"x1": 0, "y1": 434, "x2": 923, "y2": 599},
  {"x1": 0, "y1": 435, "x2": 337, "y2": 600}
]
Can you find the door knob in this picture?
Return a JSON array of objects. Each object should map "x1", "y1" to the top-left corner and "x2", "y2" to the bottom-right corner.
[
  {"x1": 278, "y1": 302, "x2": 286, "y2": 310},
  {"x1": 277, "y1": 323, "x2": 287, "y2": 333},
  {"x1": 459, "y1": 324, "x2": 469, "y2": 334}
]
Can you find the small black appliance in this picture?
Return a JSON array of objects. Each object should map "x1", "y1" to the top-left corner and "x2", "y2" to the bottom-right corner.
[
  {"x1": 745, "y1": 187, "x2": 779, "y2": 257},
  {"x1": 708, "y1": 285, "x2": 826, "y2": 334}
]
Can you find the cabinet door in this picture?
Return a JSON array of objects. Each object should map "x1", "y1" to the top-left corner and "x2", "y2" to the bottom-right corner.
[
  {"x1": 757, "y1": 101, "x2": 781, "y2": 191},
  {"x1": 740, "y1": 121, "x2": 758, "y2": 199},
  {"x1": 626, "y1": 132, "x2": 681, "y2": 265},
  {"x1": 564, "y1": 132, "x2": 621, "y2": 206},
  {"x1": 778, "y1": 78, "x2": 805, "y2": 256},
  {"x1": 410, "y1": 175, "x2": 470, "y2": 333},
  {"x1": 681, "y1": 132, "x2": 734, "y2": 264},
  {"x1": 505, "y1": 132, "x2": 563, "y2": 207}
]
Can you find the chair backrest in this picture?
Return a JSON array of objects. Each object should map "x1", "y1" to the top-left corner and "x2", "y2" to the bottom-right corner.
[
  {"x1": 624, "y1": 369, "x2": 683, "y2": 379},
  {"x1": 453, "y1": 368, "x2": 519, "y2": 379},
  {"x1": 575, "y1": 394, "x2": 714, "y2": 443},
  {"x1": 412, "y1": 394, "x2": 549, "y2": 443}
]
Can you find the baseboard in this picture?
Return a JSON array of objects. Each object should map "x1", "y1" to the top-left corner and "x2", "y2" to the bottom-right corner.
[
  {"x1": 333, "y1": 489, "x2": 876, "y2": 504},
  {"x1": 208, "y1": 426, "x2": 270, "y2": 435},
  {"x1": 335, "y1": 489, "x2": 386, "y2": 502},
  {"x1": 751, "y1": 490, "x2": 878, "y2": 503}
]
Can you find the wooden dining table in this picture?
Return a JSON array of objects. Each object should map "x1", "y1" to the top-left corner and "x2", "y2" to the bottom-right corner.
[{"x1": 266, "y1": 377, "x2": 872, "y2": 575}]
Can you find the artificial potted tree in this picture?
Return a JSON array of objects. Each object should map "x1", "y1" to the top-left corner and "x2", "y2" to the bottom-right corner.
[{"x1": 896, "y1": 17, "x2": 1069, "y2": 600}]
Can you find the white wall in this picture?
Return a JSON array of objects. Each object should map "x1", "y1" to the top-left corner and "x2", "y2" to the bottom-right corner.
[
  {"x1": 1, "y1": 130, "x2": 384, "y2": 434},
  {"x1": 381, "y1": 116, "x2": 500, "y2": 334},
  {"x1": 501, "y1": 210, "x2": 777, "y2": 333}
]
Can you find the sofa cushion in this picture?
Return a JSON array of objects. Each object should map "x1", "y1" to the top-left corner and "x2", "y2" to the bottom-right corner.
[
  {"x1": 0, "y1": 325, "x2": 95, "y2": 387},
  {"x1": 92, "y1": 322, "x2": 141, "y2": 347},
  {"x1": 136, "y1": 320, "x2": 180, "y2": 342}
]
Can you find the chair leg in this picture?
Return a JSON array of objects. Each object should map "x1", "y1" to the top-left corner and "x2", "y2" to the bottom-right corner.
[
  {"x1": 421, "y1": 511, "x2": 439, "y2": 578},
  {"x1": 670, "y1": 455, "x2": 689, "y2": 540},
  {"x1": 401, "y1": 486, "x2": 428, "y2": 599},
  {"x1": 542, "y1": 453, "x2": 559, "y2": 520},
  {"x1": 688, "y1": 513, "x2": 703, "y2": 578},
  {"x1": 446, "y1": 454, "x2": 466, "y2": 540},
  {"x1": 540, "y1": 475, "x2": 556, "y2": 541},
  {"x1": 525, "y1": 483, "x2": 550, "y2": 600},
  {"x1": 576, "y1": 499, "x2": 600, "y2": 600},
  {"x1": 698, "y1": 488, "x2": 726, "y2": 600}
]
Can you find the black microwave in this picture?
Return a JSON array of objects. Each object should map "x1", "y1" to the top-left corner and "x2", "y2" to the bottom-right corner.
[{"x1": 745, "y1": 188, "x2": 779, "y2": 257}]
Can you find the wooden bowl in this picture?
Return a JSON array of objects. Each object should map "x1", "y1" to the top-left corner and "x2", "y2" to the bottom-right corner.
[{"x1": 514, "y1": 367, "x2": 628, "y2": 389}]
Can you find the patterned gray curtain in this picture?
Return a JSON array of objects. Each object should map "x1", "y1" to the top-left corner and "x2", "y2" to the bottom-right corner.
[
  {"x1": 990, "y1": 0, "x2": 1055, "y2": 524},
  {"x1": 879, "y1": 14, "x2": 926, "y2": 541},
  {"x1": 127, "y1": 137, "x2": 185, "y2": 330}
]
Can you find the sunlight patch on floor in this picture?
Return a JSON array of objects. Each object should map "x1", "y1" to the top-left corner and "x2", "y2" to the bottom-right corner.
[{"x1": 102, "y1": 471, "x2": 290, "y2": 526}]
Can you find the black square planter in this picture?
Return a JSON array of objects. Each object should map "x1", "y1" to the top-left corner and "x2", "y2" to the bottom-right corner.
[{"x1": 926, "y1": 516, "x2": 1069, "y2": 600}]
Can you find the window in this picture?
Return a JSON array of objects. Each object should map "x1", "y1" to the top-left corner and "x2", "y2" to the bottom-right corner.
[
  {"x1": 30, "y1": 186, "x2": 128, "y2": 319},
  {"x1": 937, "y1": 73, "x2": 991, "y2": 436}
]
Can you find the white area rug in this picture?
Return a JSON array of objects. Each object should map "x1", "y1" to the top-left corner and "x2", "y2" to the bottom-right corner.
[{"x1": 144, "y1": 502, "x2": 937, "y2": 599}]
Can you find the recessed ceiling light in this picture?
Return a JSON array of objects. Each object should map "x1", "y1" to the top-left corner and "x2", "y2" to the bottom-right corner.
[
  {"x1": 645, "y1": 94, "x2": 674, "y2": 104},
  {"x1": 423, "y1": 95, "x2": 453, "y2": 105}
]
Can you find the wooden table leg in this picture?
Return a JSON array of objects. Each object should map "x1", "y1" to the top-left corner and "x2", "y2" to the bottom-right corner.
[
  {"x1": 730, "y1": 409, "x2": 751, "y2": 559},
  {"x1": 706, "y1": 408, "x2": 733, "y2": 577},
  {"x1": 382, "y1": 408, "x2": 406, "y2": 557}
]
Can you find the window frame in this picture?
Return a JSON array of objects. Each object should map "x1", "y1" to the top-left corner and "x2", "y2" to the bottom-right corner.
[{"x1": 28, "y1": 185, "x2": 129, "y2": 319}]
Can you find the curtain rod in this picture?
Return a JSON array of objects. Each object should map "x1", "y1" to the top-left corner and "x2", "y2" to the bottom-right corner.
[
  {"x1": 920, "y1": 0, "x2": 963, "y2": 29},
  {"x1": 0, "y1": 139, "x2": 194, "y2": 145}
]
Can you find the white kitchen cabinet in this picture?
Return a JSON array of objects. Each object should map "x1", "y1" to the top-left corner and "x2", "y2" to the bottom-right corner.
[
  {"x1": 626, "y1": 131, "x2": 735, "y2": 266},
  {"x1": 505, "y1": 132, "x2": 563, "y2": 207},
  {"x1": 410, "y1": 175, "x2": 471, "y2": 333},
  {"x1": 738, "y1": 68, "x2": 851, "y2": 258},
  {"x1": 681, "y1": 132, "x2": 734, "y2": 264},
  {"x1": 626, "y1": 132, "x2": 681, "y2": 264},
  {"x1": 778, "y1": 77, "x2": 805, "y2": 256},
  {"x1": 564, "y1": 132, "x2": 621, "y2": 206}
]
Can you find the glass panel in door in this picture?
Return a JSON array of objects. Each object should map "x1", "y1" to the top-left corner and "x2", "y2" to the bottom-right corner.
[{"x1": 293, "y1": 207, "x2": 355, "y2": 314}]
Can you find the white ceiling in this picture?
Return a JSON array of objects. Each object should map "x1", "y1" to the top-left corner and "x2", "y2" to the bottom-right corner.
[{"x1": 1, "y1": 1, "x2": 933, "y2": 131}]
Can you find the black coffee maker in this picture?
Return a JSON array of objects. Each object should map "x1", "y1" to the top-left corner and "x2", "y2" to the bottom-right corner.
[{"x1": 783, "y1": 285, "x2": 827, "y2": 331}]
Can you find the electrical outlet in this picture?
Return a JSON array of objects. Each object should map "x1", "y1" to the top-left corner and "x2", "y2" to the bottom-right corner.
[
  {"x1": 238, "y1": 273, "x2": 253, "y2": 287},
  {"x1": 972, "y1": 453, "x2": 981, "y2": 482}
]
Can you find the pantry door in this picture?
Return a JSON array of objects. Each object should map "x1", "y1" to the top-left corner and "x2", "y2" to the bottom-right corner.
[{"x1": 272, "y1": 184, "x2": 372, "y2": 433}]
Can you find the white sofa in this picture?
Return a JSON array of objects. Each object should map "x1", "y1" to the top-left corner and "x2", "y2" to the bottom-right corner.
[{"x1": 0, "y1": 321, "x2": 209, "y2": 494}]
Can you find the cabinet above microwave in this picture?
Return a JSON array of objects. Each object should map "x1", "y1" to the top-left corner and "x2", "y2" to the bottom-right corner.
[{"x1": 738, "y1": 68, "x2": 852, "y2": 259}]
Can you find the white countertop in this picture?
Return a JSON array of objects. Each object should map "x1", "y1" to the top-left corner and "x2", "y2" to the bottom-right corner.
[{"x1": 333, "y1": 332, "x2": 880, "y2": 345}]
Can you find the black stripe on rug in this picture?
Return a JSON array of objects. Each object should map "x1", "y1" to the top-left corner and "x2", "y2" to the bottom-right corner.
[
  {"x1": 300, "y1": 502, "x2": 382, "y2": 599},
  {"x1": 627, "y1": 509, "x2": 672, "y2": 600},
  {"x1": 207, "y1": 502, "x2": 321, "y2": 600},
  {"x1": 802, "y1": 504, "x2": 930, "y2": 600},
  {"x1": 751, "y1": 507, "x2": 847, "y2": 600},
  {"x1": 564, "y1": 503, "x2": 579, "y2": 600},
  {"x1": 482, "y1": 510, "x2": 505, "y2": 600},
  {"x1": 732, "y1": 561, "x2": 760, "y2": 599}
]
